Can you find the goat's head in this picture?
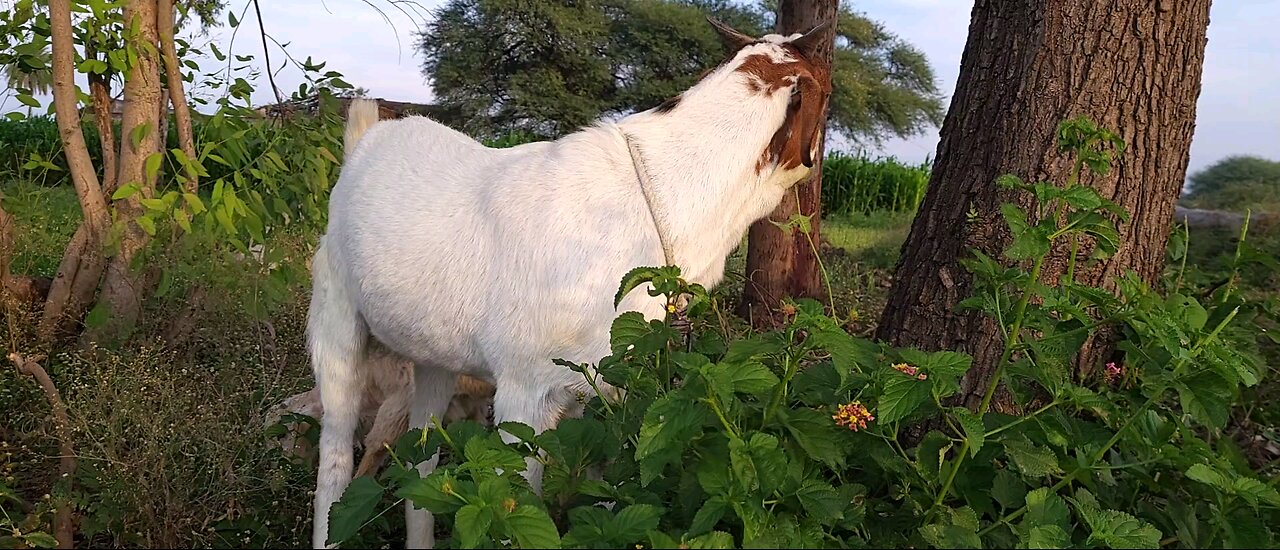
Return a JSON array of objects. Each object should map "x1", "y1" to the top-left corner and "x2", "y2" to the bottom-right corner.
[{"x1": 702, "y1": 17, "x2": 833, "y2": 183}]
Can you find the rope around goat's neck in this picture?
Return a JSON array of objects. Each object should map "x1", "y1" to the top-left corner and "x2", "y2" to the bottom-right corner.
[
  {"x1": 620, "y1": 129, "x2": 692, "y2": 346},
  {"x1": 620, "y1": 129, "x2": 675, "y2": 268}
]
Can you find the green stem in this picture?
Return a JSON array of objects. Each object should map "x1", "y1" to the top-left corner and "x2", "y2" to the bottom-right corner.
[
  {"x1": 984, "y1": 400, "x2": 1060, "y2": 439},
  {"x1": 764, "y1": 341, "x2": 802, "y2": 425},
  {"x1": 933, "y1": 254, "x2": 1046, "y2": 509},
  {"x1": 706, "y1": 396, "x2": 740, "y2": 440},
  {"x1": 1174, "y1": 221, "x2": 1190, "y2": 293}
]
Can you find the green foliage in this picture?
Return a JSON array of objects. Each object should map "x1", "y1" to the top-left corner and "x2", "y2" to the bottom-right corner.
[
  {"x1": 326, "y1": 118, "x2": 1278, "y2": 548},
  {"x1": 1182, "y1": 155, "x2": 1280, "y2": 213},
  {"x1": 821, "y1": 151, "x2": 931, "y2": 215},
  {"x1": 417, "y1": 0, "x2": 942, "y2": 142},
  {"x1": 1186, "y1": 155, "x2": 1280, "y2": 200}
]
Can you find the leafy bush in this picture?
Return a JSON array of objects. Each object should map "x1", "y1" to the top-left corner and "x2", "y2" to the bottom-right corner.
[
  {"x1": 821, "y1": 152, "x2": 930, "y2": 216},
  {"x1": 322, "y1": 119, "x2": 1278, "y2": 548}
]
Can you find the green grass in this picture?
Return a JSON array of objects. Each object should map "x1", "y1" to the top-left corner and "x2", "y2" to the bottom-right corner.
[{"x1": 2, "y1": 180, "x2": 82, "y2": 278}]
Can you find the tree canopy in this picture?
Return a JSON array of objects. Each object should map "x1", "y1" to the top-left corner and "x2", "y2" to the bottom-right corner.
[
  {"x1": 1183, "y1": 155, "x2": 1280, "y2": 211},
  {"x1": 417, "y1": 0, "x2": 943, "y2": 143}
]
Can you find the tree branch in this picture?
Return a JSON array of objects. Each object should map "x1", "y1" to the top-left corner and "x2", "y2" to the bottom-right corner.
[
  {"x1": 158, "y1": 0, "x2": 198, "y2": 192},
  {"x1": 252, "y1": 0, "x2": 282, "y2": 104},
  {"x1": 9, "y1": 352, "x2": 77, "y2": 550}
]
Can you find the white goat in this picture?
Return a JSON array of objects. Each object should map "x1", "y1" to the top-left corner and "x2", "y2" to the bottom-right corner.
[{"x1": 309, "y1": 17, "x2": 832, "y2": 549}]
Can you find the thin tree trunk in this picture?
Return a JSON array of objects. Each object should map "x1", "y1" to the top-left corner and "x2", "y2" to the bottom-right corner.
[
  {"x1": 86, "y1": 0, "x2": 164, "y2": 345},
  {"x1": 738, "y1": 0, "x2": 836, "y2": 329},
  {"x1": 40, "y1": 0, "x2": 112, "y2": 344},
  {"x1": 876, "y1": 0, "x2": 1212, "y2": 409},
  {"x1": 157, "y1": 0, "x2": 198, "y2": 193}
]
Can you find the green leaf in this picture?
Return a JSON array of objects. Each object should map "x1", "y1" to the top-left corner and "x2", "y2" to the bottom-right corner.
[
  {"x1": 1224, "y1": 509, "x2": 1271, "y2": 549},
  {"x1": 183, "y1": 192, "x2": 207, "y2": 214},
  {"x1": 144, "y1": 153, "x2": 163, "y2": 184},
  {"x1": 689, "y1": 497, "x2": 727, "y2": 536},
  {"x1": 1022, "y1": 488, "x2": 1071, "y2": 534},
  {"x1": 129, "y1": 122, "x2": 151, "y2": 149},
  {"x1": 635, "y1": 395, "x2": 707, "y2": 485},
  {"x1": 397, "y1": 473, "x2": 464, "y2": 514},
  {"x1": 991, "y1": 469, "x2": 1026, "y2": 511},
  {"x1": 504, "y1": 505, "x2": 561, "y2": 549},
  {"x1": 610, "y1": 311, "x2": 651, "y2": 355},
  {"x1": 796, "y1": 480, "x2": 845, "y2": 524},
  {"x1": 325, "y1": 476, "x2": 384, "y2": 545},
  {"x1": 715, "y1": 361, "x2": 779, "y2": 396},
  {"x1": 228, "y1": 10, "x2": 239, "y2": 26},
  {"x1": 84, "y1": 300, "x2": 109, "y2": 329},
  {"x1": 1177, "y1": 371, "x2": 1233, "y2": 429},
  {"x1": 954, "y1": 409, "x2": 985, "y2": 458},
  {"x1": 112, "y1": 182, "x2": 143, "y2": 201},
  {"x1": 688, "y1": 531, "x2": 735, "y2": 549},
  {"x1": 136, "y1": 215, "x2": 157, "y2": 236},
  {"x1": 1025, "y1": 525, "x2": 1071, "y2": 549},
  {"x1": 613, "y1": 504, "x2": 662, "y2": 543},
  {"x1": 1080, "y1": 509, "x2": 1162, "y2": 549},
  {"x1": 877, "y1": 375, "x2": 932, "y2": 424},
  {"x1": 920, "y1": 507, "x2": 982, "y2": 549},
  {"x1": 780, "y1": 408, "x2": 845, "y2": 468},
  {"x1": 16, "y1": 93, "x2": 39, "y2": 107},
  {"x1": 1003, "y1": 435, "x2": 1061, "y2": 477},
  {"x1": 1185, "y1": 463, "x2": 1231, "y2": 491},
  {"x1": 615, "y1": 266, "x2": 663, "y2": 306},
  {"x1": 455, "y1": 504, "x2": 494, "y2": 549},
  {"x1": 173, "y1": 208, "x2": 191, "y2": 232},
  {"x1": 1060, "y1": 185, "x2": 1103, "y2": 211},
  {"x1": 20, "y1": 532, "x2": 58, "y2": 549}
]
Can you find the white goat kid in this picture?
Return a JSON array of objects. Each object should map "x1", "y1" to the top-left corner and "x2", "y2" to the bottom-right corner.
[{"x1": 308, "y1": 17, "x2": 833, "y2": 549}]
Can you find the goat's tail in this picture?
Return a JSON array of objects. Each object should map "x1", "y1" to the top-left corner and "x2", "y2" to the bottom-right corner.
[{"x1": 343, "y1": 98, "x2": 381, "y2": 158}]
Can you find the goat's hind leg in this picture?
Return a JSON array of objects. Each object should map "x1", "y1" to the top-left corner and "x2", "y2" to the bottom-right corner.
[
  {"x1": 405, "y1": 364, "x2": 458, "y2": 549},
  {"x1": 308, "y1": 244, "x2": 368, "y2": 549}
]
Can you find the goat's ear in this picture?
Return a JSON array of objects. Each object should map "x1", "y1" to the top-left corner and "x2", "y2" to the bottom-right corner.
[
  {"x1": 707, "y1": 16, "x2": 755, "y2": 52},
  {"x1": 789, "y1": 19, "x2": 833, "y2": 59},
  {"x1": 790, "y1": 73, "x2": 828, "y2": 168}
]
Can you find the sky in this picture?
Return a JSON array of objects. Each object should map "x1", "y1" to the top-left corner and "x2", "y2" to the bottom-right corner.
[{"x1": 8, "y1": 0, "x2": 1278, "y2": 176}]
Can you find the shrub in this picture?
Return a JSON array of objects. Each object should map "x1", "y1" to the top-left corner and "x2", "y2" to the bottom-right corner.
[{"x1": 323, "y1": 119, "x2": 1279, "y2": 548}]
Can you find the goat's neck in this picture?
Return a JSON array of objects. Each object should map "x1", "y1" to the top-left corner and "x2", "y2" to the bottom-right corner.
[{"x1": 614, "y1": 96, "x2": 799, "y2": 286}]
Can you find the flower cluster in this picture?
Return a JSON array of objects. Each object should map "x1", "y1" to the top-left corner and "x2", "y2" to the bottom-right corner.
[
  {"x1": 832, "y1": 401, "x2": 875, "y2": 432},
  {"x1": 1104, "y1": 362, "x2": 1123, "y2": 383},
  {"x1": 892, "y1": 363, "x2": 928, "y2": 381}
]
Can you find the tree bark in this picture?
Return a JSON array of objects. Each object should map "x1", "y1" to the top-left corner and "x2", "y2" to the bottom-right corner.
[
  {"x1": 157, "y1": 0, "x2": 198, "y2": 193},
  {"x1": 739, "y1": 0, "x2": 837, "y2": 329},
  {"x1": 87, "y1": 0, "x2": 164, "y2": 345},
  {"x1": 85, "y1": 44, "x2": 118, "y2": 196},
  {"x1": 876, "y1": 0, "x2": 1212, "y2": 409}
]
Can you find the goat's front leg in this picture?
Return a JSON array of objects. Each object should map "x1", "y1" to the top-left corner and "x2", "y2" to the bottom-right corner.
[{"x1": 404, "y1": 365, "x2": 457, "y2": 550}]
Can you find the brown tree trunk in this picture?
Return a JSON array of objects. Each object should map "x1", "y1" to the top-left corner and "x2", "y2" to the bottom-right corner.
[
  {"x1": 158, "y1": 0, "x2": 198, "y2": 193},
  {"x1": 876, "y1": 0, "x2": 1211, "y2": 410},
  {"x1": 39, "y1": 0, "x2": 113, "y2": 344},
  {"x1": 86, "y1": 0, "x2": 164, "y2": 345},
  {"x1": 85, "y1": 44, "x2": 118, "y2": 196},
  {"x1": 739, "y1": 0, "x2": 836, "y2": 329}
]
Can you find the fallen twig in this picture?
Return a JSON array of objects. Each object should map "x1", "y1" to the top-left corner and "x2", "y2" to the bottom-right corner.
[{"x1": 9, "y1": 352, "x2": 76, "y2": 549}]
